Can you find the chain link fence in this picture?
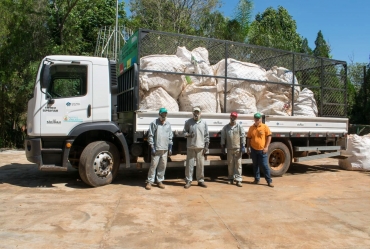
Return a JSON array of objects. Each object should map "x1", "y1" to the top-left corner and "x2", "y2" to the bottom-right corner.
[{"x1": 119, "y1": 29, "x2": 347, "y2": 117}]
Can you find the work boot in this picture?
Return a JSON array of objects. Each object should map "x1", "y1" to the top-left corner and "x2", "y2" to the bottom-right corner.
[
  {"x1": 198, "y1": 182, "x2": 207, "y2": 188},
  {"x1": 268, "y1": 182, "x2": 274, "y2": 188},
  {"x1": 184, "y1": 182, "x2": 191, "y2": 189},
  {"x1": 236, "y1": 181, "x2": 242, "y2": 187},
  {"x1": 251, "y1": 180, "x2": 259, "y2": 184},
  {"x1": 145, "y1": 183, "x2": 152, "y2": 190},
  {"x1": 157, "y1": 182, "x2": 165, "y2": 189},
  {"x1": 228, "y1": 179, "x2": 234, "y2": 185}
]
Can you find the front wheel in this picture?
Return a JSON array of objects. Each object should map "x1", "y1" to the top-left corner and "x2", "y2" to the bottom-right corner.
[
  {"x1": 268, "y1": 142, "x2": 291, "y2": 177},
  {"x1": 79, "y1": 141, "x2": 120, "y2": 187}
]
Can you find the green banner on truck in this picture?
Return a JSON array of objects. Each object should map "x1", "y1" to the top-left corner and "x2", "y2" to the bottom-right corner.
[{"x1": 119, "y1": 31, "x2": 138, "y2": 74}]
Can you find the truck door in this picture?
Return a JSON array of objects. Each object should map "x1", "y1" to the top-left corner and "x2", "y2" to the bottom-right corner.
[{"x1": 40, "y1": 61, "x2": 93, "y2": 136}]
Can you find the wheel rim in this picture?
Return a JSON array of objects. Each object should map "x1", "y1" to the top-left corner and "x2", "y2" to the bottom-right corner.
[
  {"x1": 93, "y1": 151, "x2": 114, "y2": 177},
  {"x1": 268, "y1": 149, "x2": 286, "y2": 171}
]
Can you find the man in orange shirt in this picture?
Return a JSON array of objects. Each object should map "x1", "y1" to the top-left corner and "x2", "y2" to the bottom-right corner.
[{"x1": 247, "y1": 113, "x2": 274, "y2": 187}]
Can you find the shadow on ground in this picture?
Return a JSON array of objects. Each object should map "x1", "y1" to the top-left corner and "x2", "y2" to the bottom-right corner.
[{"x1": 0, "y1": 161, "x2": 360, "y2": 189}]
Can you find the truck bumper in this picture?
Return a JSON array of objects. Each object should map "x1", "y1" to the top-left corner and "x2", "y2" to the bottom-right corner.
[
  {"x1": 24, "y1": 137, "x2": 42, "y2": 165},
  {"x1": 24, "y1": 137, "x2": 69, "y2": 171}
]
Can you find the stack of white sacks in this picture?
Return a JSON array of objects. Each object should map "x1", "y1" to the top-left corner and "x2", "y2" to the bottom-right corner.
[{"x1": 139, "y1": 46, "x2": 318, "y2": 116}]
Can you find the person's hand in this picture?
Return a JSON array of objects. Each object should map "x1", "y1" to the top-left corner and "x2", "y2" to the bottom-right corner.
[
  {"x1": 203, "y1": 142, "x2": 209, "y2": 156},
  {"x1": 246, "y1": 147, "x2": 251, "y2": 155},
  {"x1": 184, "y1": 132, "x2": 194, "y2": 138},
  {"x1": 168, "y1": 145, "x2": 172, "y2": 156},
  {"x1": 221, "y1": 146, "x2": 226, "y2": 155},
  {"x1": 241, "y1": 146, "x2": 246, "y2": 154},
  {"x1": 263, "y1": 147, "x2": 268, "y2": 154},
  {"x1": 151, "y1": 146, "x2": 156, "y2": 156}
]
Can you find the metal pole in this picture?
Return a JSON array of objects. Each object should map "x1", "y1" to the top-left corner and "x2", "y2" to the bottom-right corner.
[
  {"x1": 364, "y1": 66, "x2": 367, "y2": 111},
  {"x1": 320, "y1": 58, "x2": 324, "y2": 116},
  {"x1": 223, "y1": 42, "x2": 228, "y2": 113},
  {"x1": 114, "y1": 0, "x2": 119, "y2": 61},
  {"x1": 291, "y1": 54, "x2": 295, "y2": 116}
]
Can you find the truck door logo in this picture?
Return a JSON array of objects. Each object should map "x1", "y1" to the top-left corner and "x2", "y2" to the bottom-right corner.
[
  {"x1": 66, "y1": 102, "x2": 81, "y2": 109},
  {"x1": 46, "y1": 118, "x2": 62, "y2": 125}
]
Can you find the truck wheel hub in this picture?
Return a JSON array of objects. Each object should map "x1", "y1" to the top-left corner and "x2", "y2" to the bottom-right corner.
[
  {"x1": 269, "y1": 149, "x2": 285, "y2": 170},
  {"x1": 94, "y1": 152, "x2": 113, "y2": 177}
]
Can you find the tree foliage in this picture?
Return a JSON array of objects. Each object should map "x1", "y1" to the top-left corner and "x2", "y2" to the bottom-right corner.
[
  {"x1": 0, "y1": 0, "x2": 50, "y2": 147},
  {"x1": 128, "y1": 0, "x2": 221, "y2": 34},
  {"x1": 248, "y1": 6, "x2": 302, "y2": 52},
  {"x1": 230, "y1": 0, "x2": 253, "y2": 42},
  {"x1": 196, "y1": 11, "x2": 228, "y2": 39},
  {"x1": 300, "y1": 38, "x2": 313, "y2": 55},
  {"x1": 0, "y1": 0, "x2": 127, "y2": 147},
  {"x1": 48, "y1": 0, "x2": 125, "y2": 54},
  {"x1": 313, "y1": 30, "x2": 331, "y2": 58},
  {"x1": 350, "y1": 67, "x2": 370, "y2": 124}
]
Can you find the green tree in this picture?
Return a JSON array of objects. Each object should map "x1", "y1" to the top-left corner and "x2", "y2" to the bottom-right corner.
[
  {"x1": 196, "y1": 11, "x2": 228, "y2": 39},
  {"x1": 300, "y1": 38, "x2": 313, "y2": 55},
  {"x1": 128, "y1": 0, "x2": 221, "y2": 34},
  {"x1": 348, "y1": 62, "x2": 367, "y2": 90},
  {"x1": 346, "y1": 63, "x2": 367, "y2": 120},
  {"x1": 351, "y1": 67, "x2": 370, "y2": 124},
  {"x1": 0, "y1": 0, "x2": 50, "y2": 147},
  {"x1": 229, "y1": 0, "x2": 253, "y2": 42},
  {"x1": 48, "y1": 0, "x2": 126, "y2": 55},
  {"x1": 313, "y1": 30, "x2": 330, "y2": 58},
  {"x1": 248, "y1": 6, "x2": 302, "y2": 52},
  {"x1": 0, "y1": 0, "x2": 128, "y2": 147}
]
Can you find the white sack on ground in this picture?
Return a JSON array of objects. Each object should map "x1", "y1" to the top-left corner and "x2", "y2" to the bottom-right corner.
[
  {"x1": 179, "y1": 84, "x2": 220, "y2": 113},
  {"x1": 219, "y1": 88, "x2": 257, "y2": 114},
  {"x1": 293, "y1": 88, "x2": 318, "y2": 117},
  {"x1": 339, "y1": 134, "x2": 370, "y2": 171},
  {"x1": 213, "y1": 59, "x2": 267, "y2": 92},
  {"x1": 139, "y1": 55, "x2": 186, "y2": 99},
  {"x1": 257, "y1": 91, "x2": 292, "y2": 116},
  {"x1": 176, "y1": 46, "x2": 216, "y2": 86},
  {"x1": 139, "y1": 87, "x2": 179, "y2": 112}
]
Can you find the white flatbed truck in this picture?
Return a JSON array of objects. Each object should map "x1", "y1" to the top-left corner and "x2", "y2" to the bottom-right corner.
[{"x1": 25, "y1": 30, "x2": 348, "y2": 187}]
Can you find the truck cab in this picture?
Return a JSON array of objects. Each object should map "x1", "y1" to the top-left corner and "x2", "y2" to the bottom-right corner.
[{"x1": 25, "y1": 55, "x2": 130, "y2": 187}]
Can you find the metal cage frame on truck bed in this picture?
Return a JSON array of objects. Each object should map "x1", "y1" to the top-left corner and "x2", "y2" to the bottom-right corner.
[{"x1": 117, "y1": 29, "x2": 347, "y2": 118}]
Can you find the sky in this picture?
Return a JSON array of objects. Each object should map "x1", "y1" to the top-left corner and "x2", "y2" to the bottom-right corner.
[
  {"x1": 124, "y1": 0, "x2": 369, "y2": 64},
  {"x1": 218, "y1": 0, "x2": 369, "y2": 64}
]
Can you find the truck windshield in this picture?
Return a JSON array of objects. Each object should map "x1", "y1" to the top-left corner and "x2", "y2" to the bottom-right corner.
[{"x1": 47, "y1": 64, "x2": 87, "y2": 98}]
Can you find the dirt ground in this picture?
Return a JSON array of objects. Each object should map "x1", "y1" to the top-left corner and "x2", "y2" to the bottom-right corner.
[{"x1": 0, "y1": 150, "x2": 370, "y2": 249}]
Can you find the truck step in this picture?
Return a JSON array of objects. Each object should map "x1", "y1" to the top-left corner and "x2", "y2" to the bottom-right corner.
[
  {"x1": 39, "y1": 165, "x2": 67, "y2": 171},
  {"x1": 41, "y1": 148, "x2": 63, "y2": 153},
  {"x1": 294, "y1": 151, "x2": 340, "y2": 162}
]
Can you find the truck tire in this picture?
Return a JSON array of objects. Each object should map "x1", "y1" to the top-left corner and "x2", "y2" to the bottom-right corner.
[
  {"x1": 268, "y1": 142, "x2": 291, "y2": 177},
  {"x1": 79, "y1": 141, "x2": 120, "y2": 187}
]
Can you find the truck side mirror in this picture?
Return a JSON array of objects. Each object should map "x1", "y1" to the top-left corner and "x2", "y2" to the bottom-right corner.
[{"x1": 40, "y1": 63, "x2": 51, "y2": 89}]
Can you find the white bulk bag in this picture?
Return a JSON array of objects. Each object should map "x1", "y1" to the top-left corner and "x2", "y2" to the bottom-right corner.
[
  {"x1": 293, "y1": 88, "x2": 318, "y2": 117},
  {"x1": 257, "y1": 91, "x2": 291, "y2": 116},
  {"x1": 139, "y1": 87, "x2": 179, "y2": 112},
  {"x1": 339, "y1": 134, "x2": 370, "y2": 171},
  {"x1": 176, "y1": 46, "x2": 215, "y2": 86},
  {"x1": 265, "y1": 66, "x2": 300, "y2": 101},
  {"x1": 219, "y1": 88, "x2": 257, "y2": 114},
  {"x1": 140, "y1": 55, "x2": 186, "y2": 99},
  {"x1": 213, "y1": 59, "x2": 267, "y2": 92},
  {"x1": 179, "y1": 84, "x2": 220, "y2": 113}
]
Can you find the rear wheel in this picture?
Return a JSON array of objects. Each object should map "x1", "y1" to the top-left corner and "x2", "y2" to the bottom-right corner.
[
  {"x1": 79, "y1": 141, "x2": 120, "y2": 187},
  {"x1": 268, "y1": 142, "x2": 291, "y2": 176}
]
